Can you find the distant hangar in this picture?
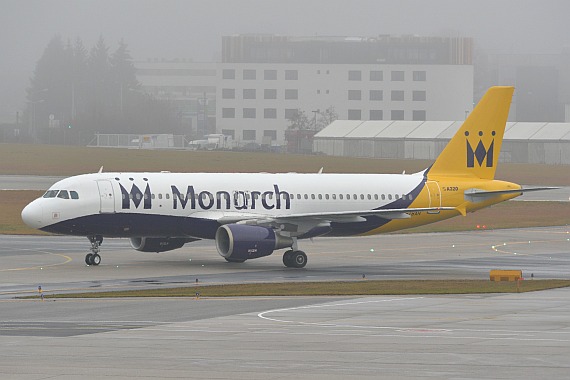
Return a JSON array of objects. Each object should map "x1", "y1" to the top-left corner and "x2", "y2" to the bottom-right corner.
[{"x1": 313, "y1": 120, "x2": 570, "y2": 165}]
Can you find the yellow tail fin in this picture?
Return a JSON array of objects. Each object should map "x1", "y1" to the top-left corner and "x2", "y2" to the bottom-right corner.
[{"x1": 428, "y1": 86, "x2": 514, "y2": 180}]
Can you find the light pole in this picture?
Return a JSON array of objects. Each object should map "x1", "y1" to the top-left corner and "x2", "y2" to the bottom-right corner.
[{"x1": 312, "y1": 109, "x2": 320, "y2": 130}]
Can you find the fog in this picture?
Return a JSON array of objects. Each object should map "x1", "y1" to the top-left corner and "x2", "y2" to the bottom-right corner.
[{"x1": 1, "y1": 0, "x2": 569, "y2": 122}]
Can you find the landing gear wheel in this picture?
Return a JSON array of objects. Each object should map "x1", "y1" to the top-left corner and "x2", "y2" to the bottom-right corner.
[
  {"x1": 85, "y1": 253, "x2": 93, "y2": 265},
  {"x1": 283, "y1": 250, "x2": 307, "y2": 268},
  {"x1": 283, "y1": 250, "x2": 294, "y2": 267},
  {"x1": 91, "y1": 253, "x2": 101, "y2": 266},
  {"x1": 291, "y1": 251, "x2": 307, "y2": 268}
]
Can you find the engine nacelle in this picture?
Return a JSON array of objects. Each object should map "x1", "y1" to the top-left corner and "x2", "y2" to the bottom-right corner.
[
  {"x1": 130, "y1": 237, "x2": 196, "y2": 253},
  {"x1": 215, "y1": 224, "x2": 293, "y2": 262}
]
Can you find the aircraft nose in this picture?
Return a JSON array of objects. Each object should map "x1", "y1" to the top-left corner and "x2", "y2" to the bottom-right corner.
[{"x1": 21, "y1": 200, "x2": 44, "y2": 229}]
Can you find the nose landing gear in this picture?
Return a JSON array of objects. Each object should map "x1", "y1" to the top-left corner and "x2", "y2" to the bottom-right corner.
[{"x1": 85, "y1": 235, "x2": 103, "y2": 266}]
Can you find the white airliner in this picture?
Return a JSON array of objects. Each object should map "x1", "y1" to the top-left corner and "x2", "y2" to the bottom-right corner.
[{"x1": 21, "y1": 86, "x2": 552, "y2": 268}]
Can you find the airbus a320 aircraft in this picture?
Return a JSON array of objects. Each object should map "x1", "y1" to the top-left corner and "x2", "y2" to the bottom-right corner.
[{"x1": 21, "y1": 86, "x2": 551, "y2": 268}]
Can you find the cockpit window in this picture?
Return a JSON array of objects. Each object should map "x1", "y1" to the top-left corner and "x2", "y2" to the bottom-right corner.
[
  {"x1": 70, "y1": 191, "x2": 79, "y2": 199},
  {"x1": 43, "y1": 190, "x2": 59, "y2": 198},
  {"x1": 57, "y1": 190, "x2": 69, "y2": 199}
]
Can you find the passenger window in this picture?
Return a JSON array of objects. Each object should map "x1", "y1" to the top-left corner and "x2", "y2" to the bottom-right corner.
[
  {"x1": 409, "y1": 194, "x2": 414, "y2": 200},
  {"x1": 57, "y1": 190, "x2": 69, "y2": 199},
  {"x1": 381, "y1": 194, "x2": 386, "y2": 200},
  {"x1": 318, "y1": 194, "x2": 322, "y2": 200},
  {"x1": 304, "y1": 194, "x2": 308, "y2": 199},
  {"x1": 43, "y1": 190, "x2": 59, "y2": 198},
  {"x1": 166, "y1": 194, "x2": 170, "y2": 199},
  {"x1": 353, "y1": 194, "x2": 357, "y2": 200},
  {"x1": 374, "y1": 194, "x2": 378, "y2": 200},
  {"x1": 297, "y1": 194, "x2": 301, "y2": 200},
  {"x1": 332, "y1": 194, "x2": 336, "y2": 200},
  {"x1": 401, "y1": 194, "x2": 406, "y2": 200},
  {"x1": 388, "y1": 194, "x2": 393, "y2": 200},
  {"x1": 158, "y1": 194, "x2": 163, "y2": 200},
  {"x1": 395, "y1": 194, "x2": 400, "y2": 200},
  {"x1": 311, "y1": 194, "x2": 315, "y2": 200},
  {"x1": 325, "y1": 194, "x2": 329, "y2": 200},
  {"x1": 339, "y1": 194, "x2": 343, "y2": 200},
  {"x1": 70, "y1": 191, "x2": 79, "y2": 199}
]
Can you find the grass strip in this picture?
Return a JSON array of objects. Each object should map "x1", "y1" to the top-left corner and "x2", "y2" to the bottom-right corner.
[{"x1": 35, "y1": 279, "x2": 570, "y2": 299}]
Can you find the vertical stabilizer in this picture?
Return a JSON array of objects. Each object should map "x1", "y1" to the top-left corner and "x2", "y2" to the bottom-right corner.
[{"x1": 428, "y1": 86, "x2": 514, "y2": 180}]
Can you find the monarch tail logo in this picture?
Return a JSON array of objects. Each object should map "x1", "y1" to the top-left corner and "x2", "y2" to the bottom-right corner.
[{"x1": 466, "y1": 130, "x2": 495, "y2": 168}]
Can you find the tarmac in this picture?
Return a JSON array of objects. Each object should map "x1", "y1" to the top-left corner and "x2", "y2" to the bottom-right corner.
[{"x1": 0, "y1": 226, "x2": 569, "y2": 378}]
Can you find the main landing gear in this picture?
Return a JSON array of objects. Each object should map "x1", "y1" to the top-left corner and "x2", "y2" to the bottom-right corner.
[
  {"x1": 282, "y1": 250, "x2": 307, "y2": 268},
  {"x1": 282, "y1": 238, "x2": 307, "y2": 268},
  {"x1": 85, "y1": 235, "x2": 103, "y2": 266}
]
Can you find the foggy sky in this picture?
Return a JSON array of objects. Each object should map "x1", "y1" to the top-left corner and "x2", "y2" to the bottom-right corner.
[{"x1": 1, "y1": 0, "x2": 569, "y2": 122}]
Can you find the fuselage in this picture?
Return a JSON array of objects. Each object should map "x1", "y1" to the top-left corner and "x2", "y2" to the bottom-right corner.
[{"x1": 21, "y1": 170, "x2": 521, "y2": 240}]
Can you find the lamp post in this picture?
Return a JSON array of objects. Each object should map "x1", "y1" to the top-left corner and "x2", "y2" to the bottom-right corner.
[{"x1": 312, "y1": 109, "x2": 320, "y2": 130}]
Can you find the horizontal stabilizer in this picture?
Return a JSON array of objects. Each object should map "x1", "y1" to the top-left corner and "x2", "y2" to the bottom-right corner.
[{"x1": 464, "y1": 187, "x2": 559, "y2": 202}]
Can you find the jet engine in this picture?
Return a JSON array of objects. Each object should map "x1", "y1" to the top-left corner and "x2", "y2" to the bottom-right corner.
[
  {"x1": 130, "y1": 237, "x2": 198, "y2": 253},
  {"x1": 215, "y1": 224, "x2": 293, "y2": 262}
]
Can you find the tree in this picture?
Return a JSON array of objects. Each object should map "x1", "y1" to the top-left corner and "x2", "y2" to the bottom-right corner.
[
  {"x1": 286, "y1": 109, "x2": 311, "y2": 130},
  {"x1": 317, "y1": 106, "x2": 338, "y2": 130}
]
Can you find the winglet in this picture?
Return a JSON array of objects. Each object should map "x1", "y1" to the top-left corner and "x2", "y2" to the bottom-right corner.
[{"x1": 98, "y1": 166, "x2": 104, "y2": 173}]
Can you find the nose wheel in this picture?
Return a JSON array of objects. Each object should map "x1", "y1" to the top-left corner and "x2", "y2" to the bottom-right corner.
[{"x1": 86, "y1": 235, "x2": 103, "y2": 266}]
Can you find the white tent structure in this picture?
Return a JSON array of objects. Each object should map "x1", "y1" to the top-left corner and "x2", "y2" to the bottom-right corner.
[{"x1": 313, "y1": 120, "x2": 570, "y2": 164}]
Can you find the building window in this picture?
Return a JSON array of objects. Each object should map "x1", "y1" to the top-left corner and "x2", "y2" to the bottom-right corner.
[
  {"x1": 285, "y1": 109, "x2": 297, "y2": 119},
  {"x1": 370, "y1": 71, "x2": 383, "y2": 81},
  {"x1": 264, "y1": 108, "x2": 277, "y2": 119},
  {"x1": 243, "y1": 108, "x2": 256, "y2": 118},
  {"x1": 391, "y1": 110, "x2": 404, "y2": 120},
  {"x1": 391, "y1": 71, "x2": 405, "y2": 81},
  {"x1": 391, "y1": 90, "x2": 405, "y2": 101},
  {"x1": 243, "y1": 69, "x2": 256, "y2": 80},
  {"x1": 413, "y1": 90, "x2": 426, "y2": 101},
  {"x1": 264, "y1": 69, "x2": 277, "y2": 80},
  {"x1": 370, "y1": 110, "x2": 383, "y2": 120},
  {"x1": 413, "y1": 110, "x2": 426, "y2": 121},
  {"x1": 285, "y1": 89, "x2": 298, "y2": 100},
  {"x1": 221, "y1": 129, "x2": 235, "y2": 139},
  {"x1": 222, "y1": 108, "x2": 235, "y2": 118},
  {"x1": 243, "y1": 130, "x2": 256, "y2": 140},
  {"x1": 263, "y1": 130, "x2": 277, "y2": 140},
  {"x1": 243, "y1": 89, "x2": 256, "y2": 99},
  {"x1": 264, "y1": 89, "x2": 277, "y2": 99},
  {"x1": 348, "y1": 109, "x2": 361, "y2": 120},
  {"x1": 285, "y1": 70, "x2": 298, "y2": 80},
  {"x1": 348, "y1": 90, "x2": 361, "y2": 100},
  {"x1": 413, "y1": 71, "x2": 426, "y2": 81},
  {"x1": 222, "y1": 69, "x2": 235, "y2": 79},
  {"x1": 370, "y1": 90, "x2": 383, "y2": 101},
  {"x1": 221, "y1": 88, "x2": 235, "y2": 99},
  {"x1": 348, "y1": 70, "x2": 361, "y2": 81}
]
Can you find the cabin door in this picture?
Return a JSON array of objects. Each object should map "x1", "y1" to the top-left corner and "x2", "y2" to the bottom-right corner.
[{"x1": 97, "y1": 180, "x2": 116, "y2": 214}]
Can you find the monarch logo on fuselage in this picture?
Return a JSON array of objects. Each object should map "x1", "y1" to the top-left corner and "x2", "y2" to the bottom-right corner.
[
  {"x1": 118, "y1": 182, "x2": 291, "y2": 211},
  {"x1": 465, "y1": 130, "x2": 495, "y2": 168},
  {"x1": 119, "y1": 183, "x2": 152, "y2": 209}
]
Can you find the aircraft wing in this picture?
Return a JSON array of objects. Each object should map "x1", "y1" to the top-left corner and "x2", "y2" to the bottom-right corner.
[{"x1": 205, "y1": 206, "x2": 455, "y2": 236}]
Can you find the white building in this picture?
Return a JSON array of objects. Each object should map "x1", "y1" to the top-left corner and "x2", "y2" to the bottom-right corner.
[
  {"x1": 217, "y1": 63, "x2": 473, "y2": 146},
  {"x1": 135, "y1": 35, "x2": 475, "y2": 147}
]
